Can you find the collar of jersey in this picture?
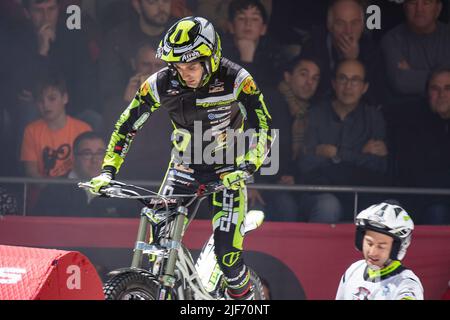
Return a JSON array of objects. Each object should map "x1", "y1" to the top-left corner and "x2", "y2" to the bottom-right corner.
[{"x1": 365, "y1": 260, "x2": 403, "y2": 281}]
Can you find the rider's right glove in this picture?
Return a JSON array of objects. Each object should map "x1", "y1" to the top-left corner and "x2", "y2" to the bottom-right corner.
[{"x1": 89, "y1": 170, "x2": 114, "y2": 195}]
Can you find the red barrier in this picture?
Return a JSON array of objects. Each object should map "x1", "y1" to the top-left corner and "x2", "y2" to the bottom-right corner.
[
  {"x1": 0, "y1": 216, "x2": 449, "y2": 300},
  {"x1": 0, "y1": 245, "x2": 104, "y2": 300},
  {"x1": 442, "y1": 282, "x2": 450, "y2": 300}
]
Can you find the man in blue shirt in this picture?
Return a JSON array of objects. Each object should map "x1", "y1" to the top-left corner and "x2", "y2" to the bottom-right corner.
[{"x1": 299, "y1": 59, "x2": 389, "y2": 222}]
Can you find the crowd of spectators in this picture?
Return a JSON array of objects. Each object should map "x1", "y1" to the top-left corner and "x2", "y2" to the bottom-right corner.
[{"x1": 0, "y1": 0, "x2": 449, "y2": 224}]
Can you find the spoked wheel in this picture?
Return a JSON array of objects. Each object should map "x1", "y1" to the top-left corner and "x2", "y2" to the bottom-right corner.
[
  {"x1": 216, "y1": 268, "x2": 267, "y2": 300},
  {"x1": 249, "y1": 268, "x2": 266, "y2": 300},
  {"x1": 103, "y1": 272, "x2": 158, "y2": 300}
]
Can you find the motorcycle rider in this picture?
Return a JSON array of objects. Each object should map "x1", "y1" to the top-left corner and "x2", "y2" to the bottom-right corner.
[
  {"x1": 336, "y1": 201, "x2": 424, "y2": 300},
  {"x1": 88, "y1": 16, "x2": 273, "y2": 300}
]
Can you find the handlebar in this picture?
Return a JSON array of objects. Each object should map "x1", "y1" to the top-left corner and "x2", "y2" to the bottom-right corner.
[
  {"x1": 78, "y1": 174, "x2": 250, "y2": 222},
  {"x1": 78, "y1": 180, "x2": 163, "y2": 199},
  {"x1": 78, "y1": 179, "x2": 228, "y2": 201},
  {"x1": 78, "y1": 172, "x2": 250, "y2": 209}
]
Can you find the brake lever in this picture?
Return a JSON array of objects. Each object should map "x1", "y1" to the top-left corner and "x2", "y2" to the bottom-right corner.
[
  {"x1": 196, "y1": 182, "x2": 226, "y2": 196},
  {"x1": 78, "y1": 182, "x2": 92, "y2": 190},
  {"x1": 109, "y1": 180, "x2": 127, "y2": 187}
]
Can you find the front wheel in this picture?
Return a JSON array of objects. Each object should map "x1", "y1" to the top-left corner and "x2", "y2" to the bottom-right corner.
[{"x1": 103, "y1": 272, "x2": 158, "y2": 300}]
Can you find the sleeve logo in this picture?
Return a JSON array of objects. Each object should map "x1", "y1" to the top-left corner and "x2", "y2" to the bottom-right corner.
[
  {"x1": 140, "y1": 81, "x2": 150, "y2": 97},
  {"x1": 242, "y1": 77, "x2": 258, "y2": 95}
]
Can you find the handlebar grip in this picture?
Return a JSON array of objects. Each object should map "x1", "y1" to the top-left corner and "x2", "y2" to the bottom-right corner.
[
  {"x1": 98, "y1": 186, "x2": 110, "y2": 196},
  {"x1": 77, "y1": 182, "x2": 114, "y2": 197}
]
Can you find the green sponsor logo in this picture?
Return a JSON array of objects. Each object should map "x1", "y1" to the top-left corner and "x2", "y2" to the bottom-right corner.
[{"x1": 222, "y1": 251, "x2": 241, "y2": 267}]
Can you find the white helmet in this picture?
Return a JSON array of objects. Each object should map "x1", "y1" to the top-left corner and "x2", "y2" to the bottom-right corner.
[{"x1": 355, "y1": 202, "x2": 414, "y2": 261}]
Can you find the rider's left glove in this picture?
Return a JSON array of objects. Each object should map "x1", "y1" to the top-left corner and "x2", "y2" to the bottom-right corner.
[
  {"x1": 89, "y1": 170, "x2": 114, "y2": 195},
  {"x1": 222, "y1": 170, "x2": 249, "y2": 190}
]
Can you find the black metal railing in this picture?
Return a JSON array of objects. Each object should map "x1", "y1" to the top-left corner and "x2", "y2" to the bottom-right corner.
[{"x1": 2, "y1": 176, "x2": 450, "y2": 217}]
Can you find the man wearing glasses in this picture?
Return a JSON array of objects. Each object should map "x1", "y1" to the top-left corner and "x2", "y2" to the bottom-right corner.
[
  {"x1": 298, "y1": 59, "x2": 389, "y2": 222},
  {"x1": 33, "y1": 131, "x2": 140, "y2": 217}
]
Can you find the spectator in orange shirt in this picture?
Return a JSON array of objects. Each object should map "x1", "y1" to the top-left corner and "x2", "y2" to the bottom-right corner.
[{"x1": 20, "y1": 74, "x2": 92, "y2": 178}]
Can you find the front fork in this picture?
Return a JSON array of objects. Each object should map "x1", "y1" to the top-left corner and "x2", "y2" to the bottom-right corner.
[
  {"x1": 130, "y1": 205, "x2": 188, "y2": 300},
  {"x1": 157, "y1": 206, "x2": 188, "y2": 300}
]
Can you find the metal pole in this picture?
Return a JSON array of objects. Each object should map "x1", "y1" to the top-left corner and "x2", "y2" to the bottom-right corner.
[
  {"x1": 353, "y1": 192, "x2": 359, "y2": 220},
  {"x1": 23, "y1": 183, "x2": 28, "y2": 216},
  {"x1": 2, "y1": 177, "x2": 450, "y2": 197}
]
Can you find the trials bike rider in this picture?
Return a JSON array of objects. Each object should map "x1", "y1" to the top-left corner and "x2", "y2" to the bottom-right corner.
[{"x1": 89, "y1": 16, "x2": 273, "y2": 300}]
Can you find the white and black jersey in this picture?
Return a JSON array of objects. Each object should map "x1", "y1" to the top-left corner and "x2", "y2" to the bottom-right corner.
[{"x1": 336, "y1": 260, "x2": 424, "y2": 300}]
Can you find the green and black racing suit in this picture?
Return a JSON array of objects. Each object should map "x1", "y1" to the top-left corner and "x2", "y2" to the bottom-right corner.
[{"x1": 101, "y1": 57, "x2": 273, "y2": 297}]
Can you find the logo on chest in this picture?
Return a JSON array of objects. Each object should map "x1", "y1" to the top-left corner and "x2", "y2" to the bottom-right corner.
[
  {"x1": 352, "y1": 287, "x2": 371, "y2": 300},
  {"x1": 167, "y1": 80, "x2": 180, "y2": 96},
  {"x1": 208, "y1": 79, "x2": 225, "y2": 93}
]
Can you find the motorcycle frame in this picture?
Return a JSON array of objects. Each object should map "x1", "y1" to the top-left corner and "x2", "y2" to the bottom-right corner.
[{"x1": 127, "y1": 196, "x2": 217, "y2": 300}]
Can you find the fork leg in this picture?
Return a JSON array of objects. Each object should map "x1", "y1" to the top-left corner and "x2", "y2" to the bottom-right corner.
[
  {"x1": 156, "y1": 210, "x2": 187, "y2": 300},
  {"x1": 164, "y1": 210, "x2": 187, "y2": 278},
  {"x1": 131, "y1": 215, "x2": 148, "y2": 268}
]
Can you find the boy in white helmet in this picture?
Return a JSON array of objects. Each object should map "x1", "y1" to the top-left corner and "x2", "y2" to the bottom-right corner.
[{"x1": 336, "y1": 201, "x2": 424, "y2": 300}]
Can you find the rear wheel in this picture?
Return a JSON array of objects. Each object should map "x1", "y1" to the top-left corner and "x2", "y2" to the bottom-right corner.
[
  {"x1": 217, "y1": 268, "x2": 266, "y2": 300},
  {"x1": 249, "y1": 268, "x2": 266, "y2": 300},
  {"x1": 103, "y1": 272, "x2": 158, "y2": 300}
]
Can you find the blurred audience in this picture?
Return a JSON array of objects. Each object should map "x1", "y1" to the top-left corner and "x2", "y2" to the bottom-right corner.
[
  {"x1": 363, "y1": 0, "x2": 406, "y2": 42},
  {"x1": 302, "y1": 0, "x2": 386, "y2": 106},
  {"x1": 196, "y1": 0, "x2": 272, "y2": 35},
  {"x1": 267, "y1": 1, "x2": 328, "y2": 51},
  {"x1": 381, "y1": 0, "x2": 450, "y2": 193},
  {"x1": 299, "y1": 59, "x2": 389, "y2": 222},
  {"x1": 9, "y1": 0, "x2": 99, "y2": 135},
  {"x1": 278, "y1": 56, "x2": 322, "y2": 163},
  {"x1": 221, "y1": 0, "x2": 281, "y2": 90},
  {"x1": 123, "y1": 44, "x2": 165, "y2": 102},
  {"x1": 0, "y1": 0, "x2": 27, "y2": 30},
  {"x1": 0, "y1": 0, "x2": 449, "y2": 224},
  {"x1": 108, "y1": 44, "x2": 172, "y2": 181},
  {"x1": 382, "y1": 0, "x2": 450, "y2": 99},
  {"x1": 33, "y1": 131, "x2": 140, "y2": 217},
  {"x1": 103, "y1": 43, "x2": 165, "y2": 128},
  {"x1": 97, "y1": 0, "x2": 191, "y2": 33},
  {"x1": 394, "y1": 67, "x2": 450, "y2": 224},
  {"x1": 171, "y1": 0, "x2": 194, "y2": 18},
  {"x1": 99, "y1": 0, "x2": 173, "y2": 121},
  {"x1": 20, "y1": 74, "x2": 92, "y2": 179},
  {"x1": 0, "y1": 28, "x2": 17, "y2": 176},
  {"x1": 260, "y1": 54, "x2": 322, "y2": 221}
]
